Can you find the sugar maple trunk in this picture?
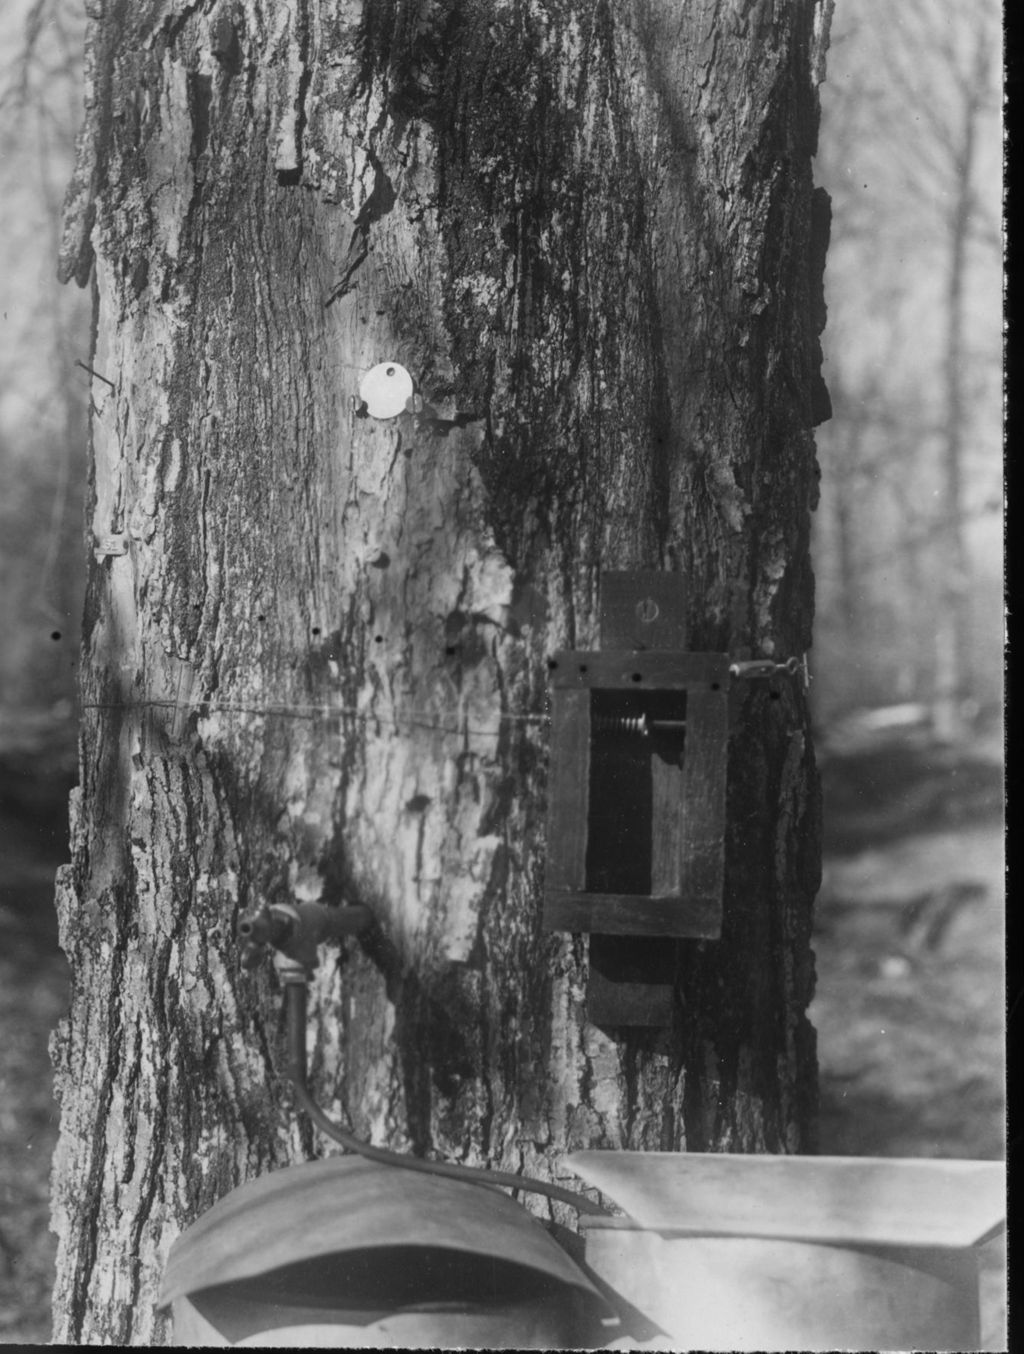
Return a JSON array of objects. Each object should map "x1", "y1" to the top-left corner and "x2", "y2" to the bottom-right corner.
[{"x1": 52, "y1": 0, "x2": 830, "y2": 1343}]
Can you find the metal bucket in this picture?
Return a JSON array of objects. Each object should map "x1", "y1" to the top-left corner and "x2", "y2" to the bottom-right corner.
[
  {"x1": 159, "y1": 1157, "x2": 610, "y2": 1349},
  {"x1": 571, "y1": 1151, "x2": 1004, "y2": 1353},
  {"x1": 582, "y1": 1224, "x2": 982, "y2": 1351}
]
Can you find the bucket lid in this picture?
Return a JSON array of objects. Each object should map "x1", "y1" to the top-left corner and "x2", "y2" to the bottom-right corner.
[
  {"x1": 159, "y1": 1157, "x2": 606, "y2": 1315},
  {"x1": 568, "y1": 1151, "x2": 1005, "y2": 1249}
]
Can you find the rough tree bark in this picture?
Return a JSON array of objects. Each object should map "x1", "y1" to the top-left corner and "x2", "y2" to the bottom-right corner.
[{"x1": 52, "y1": 0, "x2": 830, "y2": 1343}]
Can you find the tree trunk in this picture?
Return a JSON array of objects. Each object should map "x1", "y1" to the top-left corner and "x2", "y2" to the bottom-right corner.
[{"x1": 52, "y1": 1, "x2": 829, "y2": 1343}]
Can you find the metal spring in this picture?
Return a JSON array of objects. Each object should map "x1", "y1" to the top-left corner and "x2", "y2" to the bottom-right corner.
[{"x1": 593, "y1": 713, "x2": 687, "y2": 736}]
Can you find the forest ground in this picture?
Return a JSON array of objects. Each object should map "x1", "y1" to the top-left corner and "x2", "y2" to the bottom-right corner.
[{"x1": 0, "y1": 715, "x2": 1006, "y2": 1346}]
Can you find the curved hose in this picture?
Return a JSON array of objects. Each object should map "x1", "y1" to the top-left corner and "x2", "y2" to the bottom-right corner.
[{"x1": 283, "y1": 981, "x2": 610, "y2": 1218}]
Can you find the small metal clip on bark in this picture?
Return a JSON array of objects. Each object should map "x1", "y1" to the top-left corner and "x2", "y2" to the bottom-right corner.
[
  {"x1": 729, "y1": 654, "x2": 811, "y2": 687},
  {"x1": 93, "y1": 533, "x2": 128, "y2": 563}
]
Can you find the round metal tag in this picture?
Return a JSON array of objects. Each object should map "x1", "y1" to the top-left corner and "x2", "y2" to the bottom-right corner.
[{"x1": 358, "y1": 362, "x2": 414, "y2": 419}]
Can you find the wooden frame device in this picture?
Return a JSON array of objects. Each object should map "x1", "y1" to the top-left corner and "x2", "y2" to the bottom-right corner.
[{"x1": 543, "y1": 573, "x2": 729, "y2": 1025}]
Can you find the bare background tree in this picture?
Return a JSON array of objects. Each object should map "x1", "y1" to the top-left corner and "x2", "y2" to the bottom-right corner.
[
  {"x1": 0, "y1": 6, "x2": 87, "y2": 1328},
  {"x1": 812, "y1": 0, "x2": 1002, "y2": 732},
  {"x1": 0, "y1": 0, "x2": 88, "y2": 715}
]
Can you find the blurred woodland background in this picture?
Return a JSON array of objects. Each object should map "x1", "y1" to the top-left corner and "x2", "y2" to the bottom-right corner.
[{"x1": 0, "y1": 0, "x2": 1005, "y2": 1344}]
